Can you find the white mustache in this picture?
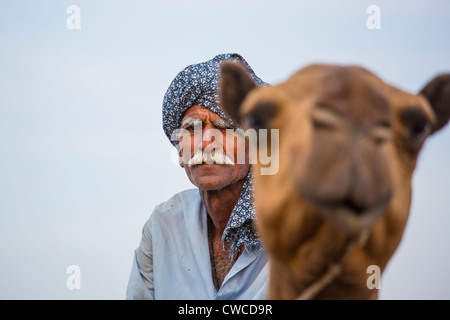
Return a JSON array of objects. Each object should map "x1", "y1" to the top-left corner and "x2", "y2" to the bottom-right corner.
[{"x1": 188, "y1": 150, "x2": 235, "y2": 167}]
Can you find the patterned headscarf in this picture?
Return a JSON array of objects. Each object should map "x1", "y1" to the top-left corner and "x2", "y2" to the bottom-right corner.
[{"x1": 162, "y1": 53, "x2": 268, "y2": 253}]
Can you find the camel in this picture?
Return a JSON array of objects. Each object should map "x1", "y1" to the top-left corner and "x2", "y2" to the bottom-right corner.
[{"x1": 219, "y1": 62, "x2": 450, "y2": 299}]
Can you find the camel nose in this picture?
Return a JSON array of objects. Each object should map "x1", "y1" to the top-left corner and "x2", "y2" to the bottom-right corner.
[
  {"x1": 295, "y1": 127, "x2": 393, "y2": 234},
  {"x1": 344, "y1": 137, "x2": 393, "y2": 215}
]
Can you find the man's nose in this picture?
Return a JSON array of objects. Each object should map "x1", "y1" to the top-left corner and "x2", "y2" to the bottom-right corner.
[{"x1": 201, "y1": 124, "x2": 222, "y2": 151}]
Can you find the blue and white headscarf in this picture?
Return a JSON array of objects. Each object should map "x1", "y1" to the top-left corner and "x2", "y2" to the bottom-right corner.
[{"x1": 162, "y1": 53, "x2": 268, "y2": 253}]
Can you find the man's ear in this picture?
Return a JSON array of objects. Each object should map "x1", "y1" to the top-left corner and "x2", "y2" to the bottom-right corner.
[
  {"x1": 419, "y1": 73, "x2": 450, "y2": 134},
  {"x1": 219, "y1": 62, "x2": 257, "y2": 125},
  {"x1": 176, "y1": 144, "x2": 185, "y2": 168}
]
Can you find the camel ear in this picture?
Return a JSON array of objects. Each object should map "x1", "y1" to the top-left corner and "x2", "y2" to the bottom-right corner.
[
  {"x1": 219, "y1": 62, "x2": 257, "y2": 125},
  {"x1": 420, "y1": 73, "x2": 450, "y2": 134}
]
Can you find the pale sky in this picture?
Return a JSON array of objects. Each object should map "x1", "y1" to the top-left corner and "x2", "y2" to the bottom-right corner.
[{"x1": 0, "y1": 0, "x2": 449, "y2": 299}]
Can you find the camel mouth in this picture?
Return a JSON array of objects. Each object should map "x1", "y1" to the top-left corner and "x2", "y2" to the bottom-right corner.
[
  {"x1": 340, "y1": 197, "x2": 367, "y2": 215},
  {"x1": 306, "y1": 195, "x2": 391, "y2": 237}
]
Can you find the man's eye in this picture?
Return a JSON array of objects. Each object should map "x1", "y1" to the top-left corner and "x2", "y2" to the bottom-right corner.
[{"x1": 183, "y1": 124, "x2": 199, "y2": 131}]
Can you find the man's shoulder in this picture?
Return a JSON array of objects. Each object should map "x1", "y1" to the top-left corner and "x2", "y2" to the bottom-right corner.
[{"x1": 151, "y1": 188, "x2": 200, "y2": 219}]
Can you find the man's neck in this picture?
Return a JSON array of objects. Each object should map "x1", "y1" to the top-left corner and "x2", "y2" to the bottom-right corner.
[{"x1": 199, "y1": 177, "x2": 246, "y2": 237}]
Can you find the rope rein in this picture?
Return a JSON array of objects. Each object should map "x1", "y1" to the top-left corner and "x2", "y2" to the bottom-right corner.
[{"x1": 296, "y1": 229, "x2": 370, "y2": 300}]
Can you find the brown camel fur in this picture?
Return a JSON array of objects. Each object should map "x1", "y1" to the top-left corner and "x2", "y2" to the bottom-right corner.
[{"x1": 219, "y1": 62, "x2": 450, "y2": 299}]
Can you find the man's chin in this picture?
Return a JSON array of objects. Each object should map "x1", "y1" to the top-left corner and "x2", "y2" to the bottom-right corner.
[
  {"x1": 192, "y1": 177, "x2": 230, "y2": 191},
  {"x1": 188, "y1": 165, "x2": 237, "y2": 190},
  {"x1": 189, "y1": 163, "x2": 233, "y2": 172}
]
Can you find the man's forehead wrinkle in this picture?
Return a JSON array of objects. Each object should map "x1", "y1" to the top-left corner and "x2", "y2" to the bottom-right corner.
[{"x1": 182, "y1": 117, "x2": 200, "y2": 122}]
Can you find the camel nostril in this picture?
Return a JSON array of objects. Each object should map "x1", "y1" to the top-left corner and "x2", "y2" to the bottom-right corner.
[{"x1": 342, "y1": 197, "x2": 366, "y2": 215}]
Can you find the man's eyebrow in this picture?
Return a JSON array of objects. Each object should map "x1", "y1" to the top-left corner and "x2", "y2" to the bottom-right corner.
[
  {"x1": 180, "y1": 117, "x2": 233, "y2": 129},
  {"x1": 212, "y1": 118, "x2": 233, "y2": 129},
  {"x1": 180, "y1": 117, "x2": 203, "y2": 128}
]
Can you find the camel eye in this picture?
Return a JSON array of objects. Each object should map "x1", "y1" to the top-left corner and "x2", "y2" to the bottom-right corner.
[
  {"x1": 371, "y1": 122, "x2": 392, "y2": 145},
  {"x1": 246, "y1": 113, "x2": 268, "y2": 130},
  {"x1": 400, "y1": 108, "x2": 430, "y2": 141},
  {"x1": 399, "y1": 108, "x2": 431, "y2": 152},
  {"x1": 244, "y1": 101, "x2": 279, "y2": 131},
  {"x1": 312, "y1": 106, "x2": 341, "y2": 131}
]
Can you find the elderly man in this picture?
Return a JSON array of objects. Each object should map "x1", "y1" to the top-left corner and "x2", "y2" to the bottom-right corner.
[{"x1": 126, "y1": 53, "x2": 269, "y2": 299}]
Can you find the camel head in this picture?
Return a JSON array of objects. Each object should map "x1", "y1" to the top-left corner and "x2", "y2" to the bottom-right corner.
[{"x1": 220, "y1": 62, "x2": 450, "y2": 299}]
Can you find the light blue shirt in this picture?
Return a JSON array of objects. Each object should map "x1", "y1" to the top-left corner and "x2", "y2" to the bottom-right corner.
[{"x1": 126, "y1": 189, "x2": 269, "y2": 300}]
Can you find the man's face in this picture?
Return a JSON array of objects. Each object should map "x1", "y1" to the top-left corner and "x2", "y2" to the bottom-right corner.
[{"x1": 178, "y1": 105, "x2": 250, "y2": 191}]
